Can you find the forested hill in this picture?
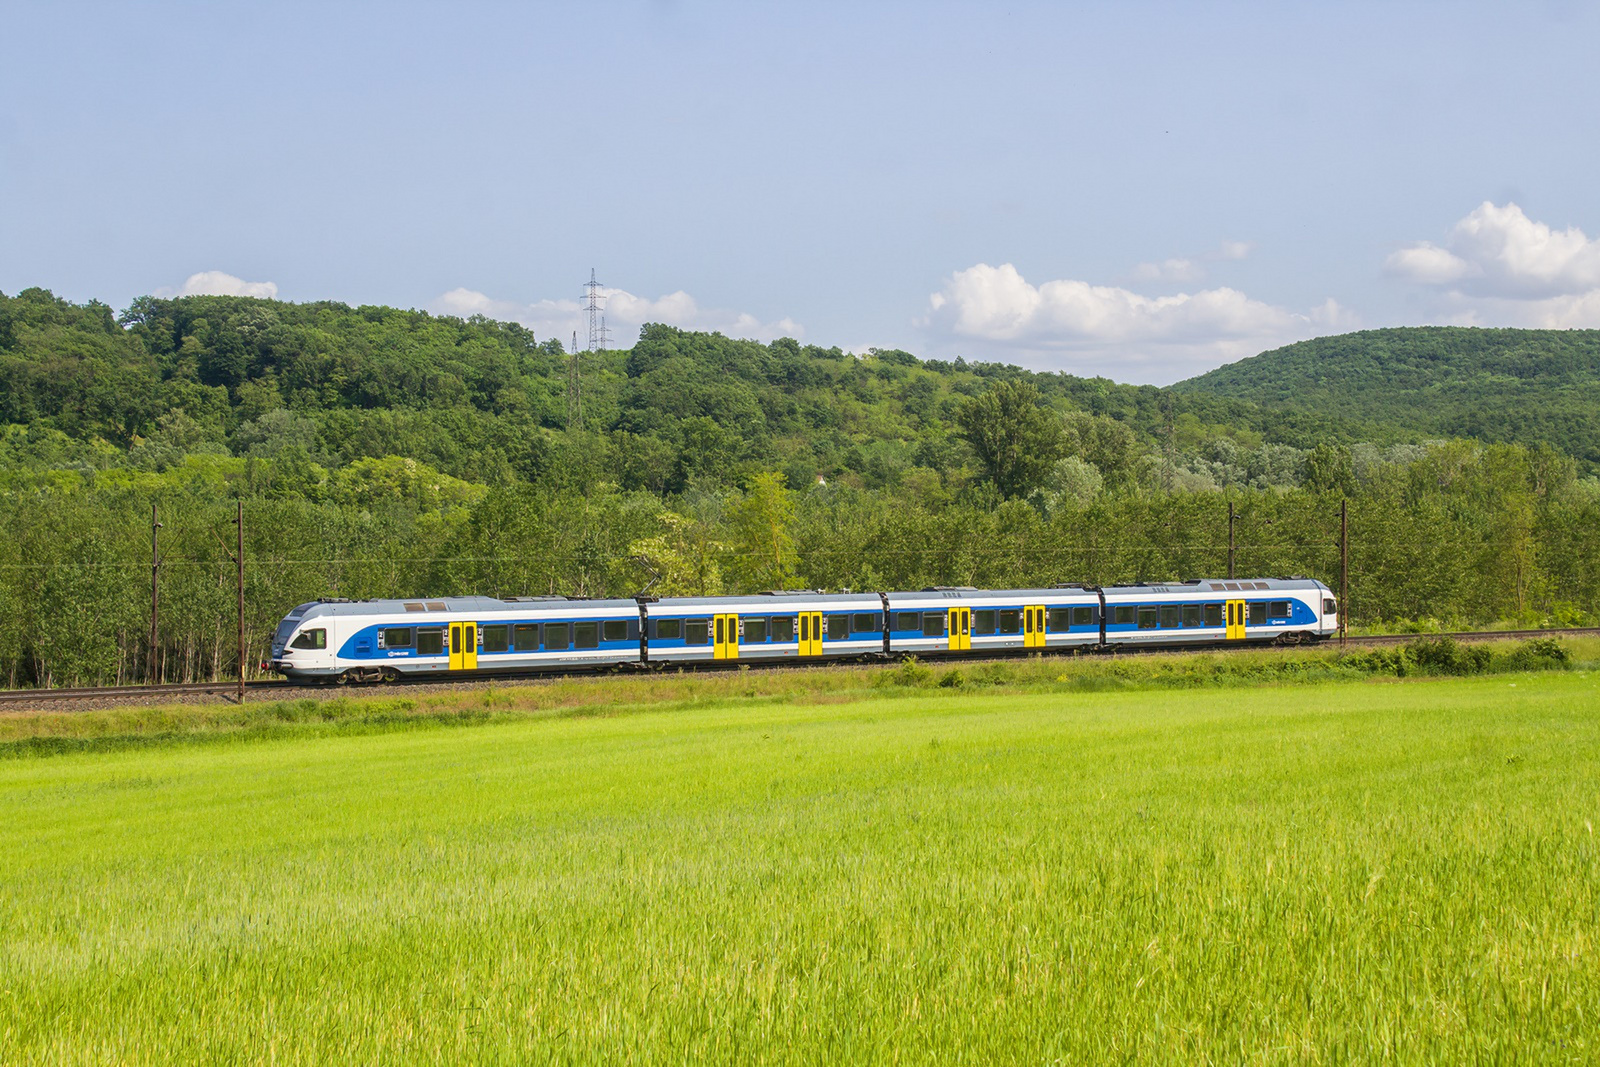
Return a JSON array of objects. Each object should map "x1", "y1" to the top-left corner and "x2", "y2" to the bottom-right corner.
[
  {"x1": 0, "y1": 286, "x2": 1382, "y2": 495},
  {"x1": 4, "y1": 288, "x2": 1600, "y2": 496},
  {"x1": 1175, "y1": 327, "x2": 1600, "y2": 468}
]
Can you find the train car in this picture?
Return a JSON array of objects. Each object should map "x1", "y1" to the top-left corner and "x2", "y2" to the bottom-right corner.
[
  {"x1": 644, "y1": 591, "x2": 886, "y2": 666},
  {"x1": 884, "y1": 586, "x2": 1104, "y2": 657},
  {"x1": 1100, "y1": 578, "x2": 1335, "y2": 649},
  {"x1": 266, "y1": 576, "x2": 1339, "y2": 684},
  {"x1": 268, "y1": 595, "x2": 641, "y2": 683}
]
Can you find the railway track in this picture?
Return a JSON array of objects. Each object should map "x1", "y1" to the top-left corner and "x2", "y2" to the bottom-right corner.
[
  {"x1": 2, "y1": 627, "x2": 1596, "y2": 708},
  {"x1": 0, "y1": 679, "x2": 289, "y2": 706},
  {"x1": 1342, "y1": 627, "x2": 1600, "y2": 646}
]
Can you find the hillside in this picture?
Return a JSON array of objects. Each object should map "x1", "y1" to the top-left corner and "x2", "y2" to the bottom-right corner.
[
  {"x1": 1176, "y1": 327, "x2": 1600, "y2": 469},
  {"x1": 1, "y1": 287, "x2": 1383, "y2": 495}
]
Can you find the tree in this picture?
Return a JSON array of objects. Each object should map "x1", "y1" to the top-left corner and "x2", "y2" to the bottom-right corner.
[
  {"x1": 1061, "y1": 412, "x2": 1143, "y2": 492},
  {"x1": 956, "y1": 381, "x2": 1063, "y2": 499},
  {"x1": 1303, "y1": 443, "x2": 1355, "y2": 494},
  {"x1": 724, "y1": 471, "x2": 797, "y2": 591}
]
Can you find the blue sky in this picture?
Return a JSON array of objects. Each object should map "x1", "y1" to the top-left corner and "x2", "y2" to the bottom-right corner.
[{"x1": 4, "y1": 0, "x2": 1599, "y2": 383}]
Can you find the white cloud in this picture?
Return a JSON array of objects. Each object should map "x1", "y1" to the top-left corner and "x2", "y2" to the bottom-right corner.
[
  {"x1": 1387, "y1": 202, "x2": 1600, "y2": 322},
  {"x1": 920, "y1": 262, "x2": 1349, "y2": 383},
  {"x1": 1127, "y1": 240, "x2": 1252, "y2": 286},
  {"x1": 1385, "y1": 244, "x2": 1471, "y2": 286},
  {"x1": 1129, "y1": 257, "x2": 1204, "y2": 284},
  {"x1": 157, "y1": 270, "x2": 279, "y2": 299},
  {"x1": 432, "y1": 285, "x2": 802, "y2": 347}
]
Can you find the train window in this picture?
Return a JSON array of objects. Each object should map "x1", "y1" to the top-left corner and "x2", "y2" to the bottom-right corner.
[
  {"x1": 481, "y1": 625, "x2": 509, "y2": 653},
  {"x1": 602, "y1": 619, "x2": 629, "y2": 643},
  {"x1": 827, "y1": 614, "x2": 850, "y2": 640},
  {"x1": 1270, "y1": 601, "x2": 1291, "y2": 619},
  {"x1": 416, "y1": 628, "x2": 444, "y2": 655},
  {"x1": 771, "y1": 616, "x2": 794, "y2": 642},
  {"x1": 1182, "y1": 605, "x2": 1201, "y2": 627},
  {"x1": 1137, "y1": 607, "x2": 1159, "y2": 629},
  {"x1": 745, "y1": 617, "x2": 768, "y2": 643},
  {"x1": 544, "y1": 622, "x2": 570, "y2": 651},
  {"x1": 653, "y1": 619, "x2": 681, "y2": 641},
  {"x1": 1072, "y1": 606, "x2": 1095, "y2": 627},
  {"x1": 1324, "y1": 598, "x2": 1337, "y2": 616},
  {"x1": 1158, "y1": 605, "x2": 1180, "y2": 628},
  {"x1": 999, "y1": 609, "x2": 1021, "y2": 635},
  {"x1": 1204, "y1": 603, "x2": 1223, "y2": 627},
  {"x1": 1114, "y1": 605, "x2": 1136, "y2": 626},
  {"x1": 684, "y1": 620, "x2": 709, "y2": 645},
  {"x1": 922, "y1": 613, "x2": 945, "y2": 637},
  {"x1": 289, "y1": 628, "x2": 326, "y2": 650},
  {"x1": 1046, "y1": 608, "x2": 1071, "y2": 631},
  {"x1": 895, "y1": 611, "x2": 919, "y2": 632},
  {"x1": 972, "y1": 610, "x2": 997, "y2": 635},
  {"x1": 852, "y1": 613, "x2": 879, "y2": 633},
  {"x1": 382, "y1": 627, "x2": 412, "y2": 649},
  {"x1": 513, "y1": 624, "x2": 539, "y2": 651},
  {"x1": 575, "y1": 622, "x2": 599, "y2": 649},
  {"x1": 1248, "y1": 602, "x2": 1268, "y2": 625}
]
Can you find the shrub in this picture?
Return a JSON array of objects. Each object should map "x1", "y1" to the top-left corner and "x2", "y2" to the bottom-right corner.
[
  {"x1": 1406, "y1": 637, "x2": 1491, "y2": 676},
  {"x1": 1496, "y1": 638, "x2": 1572, "y2": 672},
  {"x1": 874, "y1": 656, "x2": 934, "y2": 688},
  {"x1": 971, "y1": 663, "x2": 1012, "y2": 687}
]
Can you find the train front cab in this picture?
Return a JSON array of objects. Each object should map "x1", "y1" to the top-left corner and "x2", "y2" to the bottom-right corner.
[{"x1": 1101, "y1": 580, "x2": 1331, "y2": 649}]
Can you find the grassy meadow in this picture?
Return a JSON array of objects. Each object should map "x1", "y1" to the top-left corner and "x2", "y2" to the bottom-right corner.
[{"x1": 2, "y1": 659, "x2": 1598, "y2": 1062}]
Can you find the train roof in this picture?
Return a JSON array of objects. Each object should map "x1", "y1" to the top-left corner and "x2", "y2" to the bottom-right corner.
[
  {"x1": 295, "y1": 595, "x2": 639, "y2": 619},
  {"x1": 284, "y1": 578, "x2": 1329, "y2": 622},
  {"x1": 1100, "y1": 577, "x2": 1328, "y2": 596},
  {"x1": 652, "y1": 591, "x2": 882, "y2": 610}
]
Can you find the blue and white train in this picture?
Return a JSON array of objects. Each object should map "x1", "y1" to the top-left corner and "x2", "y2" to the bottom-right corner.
[{"x1": 267, "y1": 578, "x2": 1339, "y2": 684}]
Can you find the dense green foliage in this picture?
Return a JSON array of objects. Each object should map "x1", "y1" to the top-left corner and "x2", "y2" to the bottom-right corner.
[
  {"x1": 4, "y1": 288, "x2": 1600, "y2": 687},
  {"x1": 0, "y1": 286, "x2": 1391, "y2": 494},
  {"x1": 1178, "y1": 326, "x2": 1600, "y2": 469},
  {"x1": 4, "y1": 673, "x2": 1597, "y2": 1061}
]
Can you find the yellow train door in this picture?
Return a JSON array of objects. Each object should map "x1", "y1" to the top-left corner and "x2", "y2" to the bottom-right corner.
[
  {"x1": 800, "y1": 611, "x2": 823, "y2": 656},
  {"x1": 1226, "y1": 600, "x2": 1246, "y2": 640},
  {"x1": 713, "y1": 613, "x2": 740, "y2": 661},
  {"x1": 947, "y1": 607, "x2": 970, "y2": 651},
  {"x1": 1025, "y1": 605, "x2": 1046, "y2": 648},
  {"x1": 449, "y1": 621, "x2": 478, "y2": 669}
]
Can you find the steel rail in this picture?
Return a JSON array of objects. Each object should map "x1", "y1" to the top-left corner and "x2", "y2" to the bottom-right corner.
[{"x1": 0, "y1": 680, "x2": 288, "y2": 705}]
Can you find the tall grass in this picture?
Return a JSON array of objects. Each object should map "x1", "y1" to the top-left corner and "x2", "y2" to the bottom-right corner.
[
  {"x1": 3, "y1": 636, "x2": 1590, "y2": 756},
  {"x1": 2, "y1": 671, "x2": 1598, "y2": 1062}
]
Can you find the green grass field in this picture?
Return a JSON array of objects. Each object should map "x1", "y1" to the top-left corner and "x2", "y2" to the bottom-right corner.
[{"x1": 3, "y1": 669, "x2": 1598, "y2": 1063}]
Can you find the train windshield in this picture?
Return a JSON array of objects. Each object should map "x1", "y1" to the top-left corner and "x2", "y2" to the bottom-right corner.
[{"x1": 271, "y1": 606, "x2": 313, "y2": 653}]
